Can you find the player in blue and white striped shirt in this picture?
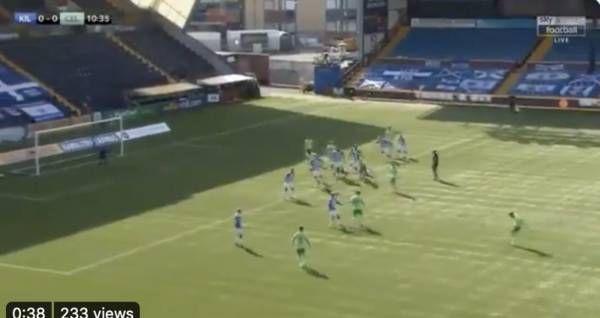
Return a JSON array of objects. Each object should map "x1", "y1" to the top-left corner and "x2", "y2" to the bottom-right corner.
[
  {"x1": 310, "y1": 155, "x2": 323, "y2": 186},
  {"x1": 327, "y1": 193, "x2": 342, "y2": 228},
  {"x1": 283, "y1": 168, "x2": 295, "y2": 199},
  {"x1": 376, "y1": 134, "x2": 392, "y2": 158},
  {"x1": 234, "y1": 209, "x2": 243, "y2": 246},
  {"x1": 331, "y1": 148, "x2": 345, "y2": 179}
]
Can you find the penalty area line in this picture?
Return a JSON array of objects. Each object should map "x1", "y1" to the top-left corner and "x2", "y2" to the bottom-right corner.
[
  {"x1": 66, "y1": 188, "x2": 319, "y2": 275},
  {"x1": 0, "y1": 262, "x2": 70, "y2": 276}
]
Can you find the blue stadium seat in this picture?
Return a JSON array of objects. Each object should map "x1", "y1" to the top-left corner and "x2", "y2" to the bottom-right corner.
[
  {"x1": 0, "y1": 62, "x2": 71, "y2": 127},
  {"x1": 390, "y1": 28, "x2": 537, "y2": 62},
  {"x1": 0, "y1": 34, "x2": 169, "y2": 112},
  {"x1": 543, "y1": 31, "x2": 600, "y2": 62},
  {"x1": 510, "y1": 63, "x2": 600, "y2": 98},
  {"x1": 357, "y1": 63, "x2": 508, "y2": 94}
]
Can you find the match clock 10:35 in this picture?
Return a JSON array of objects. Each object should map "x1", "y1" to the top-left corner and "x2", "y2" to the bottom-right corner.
[
  {"x1": 85, "y1": 14, "x2": 111, "y2": 25},
  {"x1": 6, "y1": 302, "x2": 51, "y2": 318}
]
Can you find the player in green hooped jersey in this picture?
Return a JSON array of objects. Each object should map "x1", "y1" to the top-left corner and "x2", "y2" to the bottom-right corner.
[
  {"x1": 350, "y1": 191, "x2": 365, "y2": 226},
  {"x1": 389, "y1": 162, "x2": 398, "y2": 191},
  {"x1": 292, "y1": 226, "x2": 311, "y2": 267},
  {"x1": 508, "y1": 211, "x2": 523, "y2": 245}
]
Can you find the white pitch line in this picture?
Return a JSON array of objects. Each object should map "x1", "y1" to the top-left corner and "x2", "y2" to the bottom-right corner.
[
  {"x1": 0, "y1": 193, "x2": 46, "y2": 202},
  {"x1": 0, "y1": 262, "x2": 69, "y2": 276},
  {"x1": 66, "y1": 188, "x2": 318, "y2": 275}
]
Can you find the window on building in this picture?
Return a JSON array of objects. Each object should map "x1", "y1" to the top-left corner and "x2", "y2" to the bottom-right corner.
[
  {"x1": 284, "y1": 0, "x2": 296, "y2": 10},
  {"x1": 282, "y1": 22, "x2": 296, "y2": 32},
  {"x1": 264, "y1": 0, "x2": 277, "y2": 10},
  {"x1": 346, "y1": 0, "x2": 358, "y2": 10},
  {"x1": 326, "y1": 21, "x2": 338, "y2": 31},
  {"x1": 326, "y1": 0, "x2": 339, "y2": 10},
  {"x1": 344, "y1": 19, "x2": 357, "y2": 32}
]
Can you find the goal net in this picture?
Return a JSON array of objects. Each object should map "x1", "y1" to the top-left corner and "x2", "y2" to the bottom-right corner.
[{"x1": 9, "y1": 116, "x2": 125, "y2": 176}]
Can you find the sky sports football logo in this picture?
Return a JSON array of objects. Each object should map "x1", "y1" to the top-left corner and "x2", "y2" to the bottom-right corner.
[{"x1": 537, "y1": 16, "x2": 586, "y2": 37}]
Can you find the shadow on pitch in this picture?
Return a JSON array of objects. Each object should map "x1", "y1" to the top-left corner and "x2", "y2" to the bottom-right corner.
[
  {"x1": 290, "y1": 198, "x2": 311, "y2": 207},
  {"x1": 341, "y1": 176, "x2": 361, "y2": 187},
  {"x1": 303, "y1": 266, "x2": 329, "y2": 280},
  {"x1": 420, "y1": 106, "x2": 600, "y2": 148},
  {"x1": 394, "y1": 191, "x2": 417, "y2": 201},
  {"x1": 512, "y1": 244, "x2": 553, "y2": 258},
  {"x1": 337, "y1": 225, "x2": 356, "y2": 235},
  {"x1": 0, "y1": 101, "x2": 382, "y2": 256},
  {"x1": 338, "y1": 225, "x2": 382, "y2": 236},
  {"x1": 436, "y1": 179, "x2": 459, "y2": 187},
  {"x1": 362, "y1": 225, "x2": 383, "y2": 236},
  {"x1": 237, "y1": 244, "x2": 264, "y2": 258},
  {"x1": 486, "y1": 126, "x2": 600, "y2": 149},
  {"x1": 363, "y1": 178, "x2": 379, "y2": 189}
]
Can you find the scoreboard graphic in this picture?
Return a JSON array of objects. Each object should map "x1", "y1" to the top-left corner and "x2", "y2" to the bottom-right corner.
[
  {"x1": 14, "y1": 12, "x2": 111, "y2": 25},
  {"x1": 537, "y1": 16, "x2": 586, "y2": 38}
]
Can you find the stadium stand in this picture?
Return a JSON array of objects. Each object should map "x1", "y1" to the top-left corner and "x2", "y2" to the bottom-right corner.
[
  {"x1": 116, "y1": 28, "x2": 218, "y2": 81},
  {"x1": 390, "y1": 28, "x2": 538, "y2": 62},
  {"x1": 357, "y1": 63, "x2": 508, "y2": 94},
  {"x1": 0, "y1": 34, "x2": 169, "y2": 111},
  {"x1": 0, "y1": 61, "x2": 72, "y2": 127},
  {"x1": 510, "y1": 63, "x2": 600, "y2": 98},
  {"x1": 543, "y1": 31, "x2": 600, "y2": 62}
]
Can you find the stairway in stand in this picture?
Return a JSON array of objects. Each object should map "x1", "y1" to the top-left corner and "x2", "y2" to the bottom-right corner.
[
  {"x1": 494, "y1": 37, "x2": 553, "y2": 95},
  {"x1": 107, "y1": 34, "x2": 176, "y2": 84},
  {"x1": 346, "y1": 26, "x2": 411, "y2": 87}
]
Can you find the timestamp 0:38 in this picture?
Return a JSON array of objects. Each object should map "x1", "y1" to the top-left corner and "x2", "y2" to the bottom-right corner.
[{"x1": 6, "y1": 302, "x2": 140, "y2": 318}]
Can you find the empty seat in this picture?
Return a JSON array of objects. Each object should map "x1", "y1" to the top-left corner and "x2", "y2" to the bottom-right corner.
[
  {"x1": 391, "y1": 28, "x2": 537, "y2": 62},
  {"x1": 118, "y1": 29, "x2": 217, "y2": 81},
  {"x1": 0, "y1": 34, "x2": 168, "y2": 111},
  {"x1": 543, "y1": 31, "x2": 600, "y2": 62}
]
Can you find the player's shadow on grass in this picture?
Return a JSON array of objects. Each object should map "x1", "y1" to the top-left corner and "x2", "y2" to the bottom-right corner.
[
  {"x1": 436, "y1": 179, "x2": 459, "y2": 187},
  {"x1": 290, "y1": 198, "x2": 311, "y2": 207},
  {"x1": 337, "y1": 225, "x2": 357, "y2": 235},
  {"x1": 303, "y1": 266, "x2": 329, "y2": 280},
  {"x1": 394, "y1": 191, "x2": 417, "y2": 201},
  {"x1": 362, "y1": 226, "x2": 383, "y2": 236},
  {"x1": 237, "y1": 244, "x2": 264, "y2": 258},
  {"x1": 363, "y1": 178, "x2": 379, "y2": 189},
  {"x1": 512, "y1": 244, "x2": 552, "y2": 258},
  {"x1": 341, "y1": 177, "x2": 361, "y2": 187}
]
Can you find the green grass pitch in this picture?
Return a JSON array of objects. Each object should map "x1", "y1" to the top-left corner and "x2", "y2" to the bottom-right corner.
[{"x1": 1, "y1": 94, "x2": 600, "y2": 318}]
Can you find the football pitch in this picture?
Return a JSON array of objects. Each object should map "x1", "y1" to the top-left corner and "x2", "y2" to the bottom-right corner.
[{"x1": 1, "y1": 93, "x2": 600, "y2": 318}]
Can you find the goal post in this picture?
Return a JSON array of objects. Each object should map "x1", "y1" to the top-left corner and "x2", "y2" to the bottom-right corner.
[{"x1": 30, "y1": 116, "x2": 125, "y2": 176}]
